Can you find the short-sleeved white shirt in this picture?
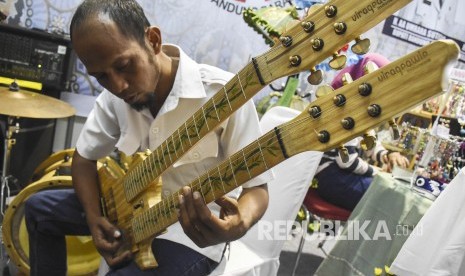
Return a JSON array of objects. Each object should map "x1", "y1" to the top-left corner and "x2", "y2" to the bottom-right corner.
[{"x1": 76, "y1": 44, "x2": 274, "y2": 262}]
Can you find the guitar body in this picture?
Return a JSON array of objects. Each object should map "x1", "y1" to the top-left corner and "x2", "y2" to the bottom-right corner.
[{"x1": 98, "y1": 153, "x2": 163, "y2": 269}]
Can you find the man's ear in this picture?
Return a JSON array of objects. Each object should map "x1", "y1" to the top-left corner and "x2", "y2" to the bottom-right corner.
[{"x1": 146, "y1": 26, "x2": 162, "y2": 54}]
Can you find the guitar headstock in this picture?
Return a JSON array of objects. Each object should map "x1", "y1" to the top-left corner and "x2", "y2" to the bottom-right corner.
[
  {"x1": 253, "y1": 0, "x2": 412, "y2": 85},
  {"x1": 281, "y1": 40, "x2": 459, "y2": 155}
]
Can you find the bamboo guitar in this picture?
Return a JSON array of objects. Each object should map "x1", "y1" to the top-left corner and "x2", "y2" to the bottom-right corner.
[
  {"x1": 98, "y1": 39, "x2": 459, "y2": 269},
  {"x1": 98, "y1": 0, "x2": 414, "y2": 269}
]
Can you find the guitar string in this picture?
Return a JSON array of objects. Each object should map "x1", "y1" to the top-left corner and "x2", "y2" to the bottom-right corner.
[
  {"x1": 133, "y1": 33, "x2": 394, "y2": 232},
  {"x1": 127, "y1": 2, "x2": 338, "y2": 174},
  {"x1": 126, "y1": 45, "x2": 332, "y2": 197},
  {"x1": 135, "y1": 52, "x2": 392, "y2": 234},
  {"x1": 126, "y1": 0, "x2": 391, "y2": 199},
  {"x1": 123, "y1": 4, "x2": 426, "y2": 240},
  {"x1": 140, "y1": 86, "x2": 375, "y2": 237},
  {"x1": 141, "y1": 105, "x2": 358, "y2": 237},
  {"x1": 125, "y1": 8, "x2": 356, "y2": 197},
  {"x1": 130, "y1": 4, "x2": 378, "y2": 222}
]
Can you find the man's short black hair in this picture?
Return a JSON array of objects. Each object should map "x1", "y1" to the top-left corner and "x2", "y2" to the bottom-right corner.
[{"x1": 70, "y1": 0, "x2": 151, "y2": 46}]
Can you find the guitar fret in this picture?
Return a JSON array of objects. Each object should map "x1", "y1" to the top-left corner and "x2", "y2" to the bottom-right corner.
[
  {"x1": 206, "y1": 171, "x2": 215, "y2": 200},
  {"x1": 184, "y1": 122, "x2": 193, "y2": 146},
  {"x1": 237, "y1": 74, "x2": 246, "y2": 99},
  {"x1": 160, "y1": 199, "x2": 168, "y2": 227},
  {"x1": 149, "y1": 208, "x2": 156, "y2": 236},
  {"x1": 123, "y1": 177, "x2": 130, "y2": 198},
  {"x1": 154, "y1": 204, "x2": 163, "y2": 234},
  {"x1": 144, "y1": 160, "x2": 152, "y2": 184},
  {"x1": 223, "y1": 86, "x2": 233, "y2": 111},
  {"x1": 135, "y1": 166, "x2": 143, "y2": 196},
  {"x1": 198, "y1": 177, "x2": 207, "y2": 205},
  {"x1": 159, "y1": 145, "x2": 169, "y2": 170},
  {"x1": 172, "y1": 191, "x2": 180, "y2": 214},
  {"x1": 140, "y1": 211, "x2": 147, "y2": 239},
  {"x1": 201, "y1": 106, "x2": 210, "y2": 131},
  {"x1": 140, "y1": 162, "x2": 148, "y2": 189},
  {"x1": 155, "y1": 149, "x2": 164, "y2": 172},
  {"x1": 192, "y1": 114, "x2": 201, "y2": 139},
  {"x1": 149, "y1": 154, "x2": 158, "y2": 176},
  {"x1": 217, "y1": 166, "x2": 226, "y2": 194},
  {"x1": 177, "y1": 128, "x2": 185, "y2": 154},
  {"x1": 139, "y1": 162, "x2": 146, "y2": 188},
  {"x1": 130, "y1": 174, "x2": 137, "y2": 198},
  {"x1": 228, "y1": 158, "x2": 239, "y2": 187},
  {"x1": 211, "y1": 96, "x2": 221, "y2": 122},
  {"x1": 170, "y1": 135, "x2": 179, "y2": 159},
  {"x1": 134, "y1": 170, "x2": 140, "y2": 195},
  {"x1": 241, "y1": 150, "x2": 252, "y2": 179},
  {"x1": 200, "y1": 176, "x2": 215, "y2": 201},
  {"x1": 257, "y1": 140, "x2": 269, "y2": 170},
  {"x1": 168, "y1": 193, "x2": 176, "y2": 217},
  {"x1": 164, "y1": 141, "x2": 173, "y2": 164},
  {"x1": 128, "y1": 171, "x2": 136, "y2": 199}
]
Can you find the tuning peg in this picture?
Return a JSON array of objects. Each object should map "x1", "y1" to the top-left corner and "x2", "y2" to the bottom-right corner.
[
  {"x1": 328, "y1": 52, "x2": 347, "y2": 70},
  {"x1": 364, "y1": 61, "x2": 379, "y2": 75},
  {"x1": 307, "y1": 67, "x2": 323, "y2": 85},
  {"x1": 333, "y1": 94, "x2": 346, "y2": 107},
  {"x1": 341, "y1": 72, "x2": 353, "y2": 86},
  {"x1": 311, "y1": 38, "x2": 324, "y2": 51},
  {"x1": 317, "y1": 130, "x2": 331, "y2": 143},
  {"x1": 308, "y1": 105, "x2": 322, "y2": 118},
  {"x1": 324, "y1": 5, "x2": 338, "y2": 18},
  {"x1": 315, "y1": 84, "x2": 334, "y2": 98},
  {"x1": 301, "y1": 20, "x2": 315, "y2": 33},
  {"x1": 388, "y1": 119, "x2": 400, "y2": 140},
  {"x1": 333, "y1": 22, "x2": 347, "y2": 35},
  {"x1": 338, "y1": 145, "x2": 350, "y2": 163},
  {"x1": 360, "y1": 132, "x2": 376, "y2": 151},
  {"x1": 289, "y1": 55, "x2": 302, "y2": 66},
  {"x1": 280, "y1": 36, "x2": 293, "y2": 47},
  {"x1": 351, "y1": 36, "x2": 371, "y2": 55},
  {"x1": 341, "y1": 117, "x2": 355, "y2": 130}
]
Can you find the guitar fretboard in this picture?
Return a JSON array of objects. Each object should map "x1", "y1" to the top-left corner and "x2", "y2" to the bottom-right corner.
[
  {"x1": 131, "y1": 130, "x2": 284, "y2": 243},
  {"x1": 122, "y1": 62, "x2": 266, "y2": 201}
]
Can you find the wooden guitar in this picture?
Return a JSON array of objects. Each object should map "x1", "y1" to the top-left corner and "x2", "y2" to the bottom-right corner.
[
  {"x1": 99, "y1": 40, "x2": 459, "y2": 269},
  {"x1": 97, "y1": 0, "x2": 416, "y2": 269}
]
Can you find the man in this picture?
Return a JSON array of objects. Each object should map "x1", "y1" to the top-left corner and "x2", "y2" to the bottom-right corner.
[{"x1": 24, "y1": 0, "x2": 272, "y2": 275}]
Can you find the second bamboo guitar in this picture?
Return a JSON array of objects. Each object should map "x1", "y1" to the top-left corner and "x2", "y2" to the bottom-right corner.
[
  {"x1": 104, "y1": 0, "x2": 413, "y2": 204},
  {"x1": 99, "y1": 40, "x2": 459, "y2": 269},
  {"x1": 99, "y1": 0, "x2": 413, "y2": 269}
]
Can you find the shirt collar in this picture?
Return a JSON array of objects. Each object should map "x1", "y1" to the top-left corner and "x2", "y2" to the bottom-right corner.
[{"x1": 158, "y1": 44, "x2": 206, "y2": 115}]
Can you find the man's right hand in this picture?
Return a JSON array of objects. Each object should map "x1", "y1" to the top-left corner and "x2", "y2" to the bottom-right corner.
[{"x1": 88, "y1": 216, "x2": 132, "y2": 268}]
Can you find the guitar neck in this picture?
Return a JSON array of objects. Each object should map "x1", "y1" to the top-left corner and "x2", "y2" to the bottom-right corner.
[
  {"x1": 131, "y1": 130, "x2": 287, "y2": 243},
  {"x1": 130, "y1": 39, "x2": 459, "y2": 244},
  {"x1": 123, "y1": 63, "x2": 265, "y2": 201},
  {"x1": 120, "y1": 0, "x2": 414, "y2": 202}
]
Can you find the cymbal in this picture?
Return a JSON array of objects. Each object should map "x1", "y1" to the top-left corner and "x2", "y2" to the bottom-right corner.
[{"x1": 0, "y1": 87, "x2": 76, "y2": 119}]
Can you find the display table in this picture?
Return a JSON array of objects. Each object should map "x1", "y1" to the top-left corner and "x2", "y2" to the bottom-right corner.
[{"x1": 315, "y1": 172, "x2": 433, "y2": 276}]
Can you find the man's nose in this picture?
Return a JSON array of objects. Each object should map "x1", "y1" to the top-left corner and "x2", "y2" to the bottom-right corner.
[{"x1": 108, "y1": 72, "x2": 129, "y2": 94}]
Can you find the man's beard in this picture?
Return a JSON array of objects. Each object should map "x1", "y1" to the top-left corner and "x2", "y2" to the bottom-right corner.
[{"x1": 130, "y1": 92, "x2": 156, "y2": 112}]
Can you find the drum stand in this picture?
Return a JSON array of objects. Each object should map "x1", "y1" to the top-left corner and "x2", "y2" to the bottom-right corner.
[
  {"x1": 0, "y1": 117, "x2": 19, "y2": 274},
  {"x1": 1, "y1": 117, "x2": 19, "y2": 218}
]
